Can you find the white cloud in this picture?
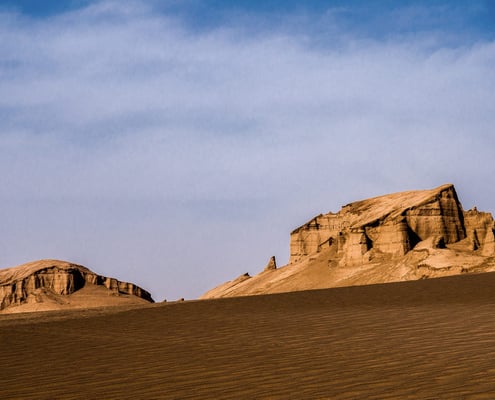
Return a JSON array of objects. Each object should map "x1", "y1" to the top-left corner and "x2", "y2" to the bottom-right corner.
[{"x1": 1, "y1": 1, "x2": 495, "y2": 299}]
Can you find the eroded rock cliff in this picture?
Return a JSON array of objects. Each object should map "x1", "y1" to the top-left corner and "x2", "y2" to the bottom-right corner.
[
  {"x1": 203, "y1": 184, "x2": 495, "y2": 298},
  {"x1": 0, "y1": 260, "x2": 154, "y2": 313}
]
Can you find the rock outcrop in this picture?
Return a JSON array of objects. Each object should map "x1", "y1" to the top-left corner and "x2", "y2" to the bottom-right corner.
[
  {"x1": 264, "y1": 256, "x2": 277, "y2": 271},
  {"x1": 202, "y1": 184, "x2": 495, "y2": 298},
  {"x1": 0, "y1": 259, "x2": 154, "y2": 313}
]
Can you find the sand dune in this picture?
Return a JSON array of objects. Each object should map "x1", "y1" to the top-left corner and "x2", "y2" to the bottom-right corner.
[{"x1": 2, "y1": 272, "x2": 495, "y2": 398}]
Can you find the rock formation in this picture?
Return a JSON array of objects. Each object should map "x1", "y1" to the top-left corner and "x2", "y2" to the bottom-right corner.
[
  {"x1": 264, "y1": 256, "x2": 277, "y2": 271},
  {"x1": 202, "y1": 184, "x2": 495, "y2": 298},
  {"x1": 0, "y1": 259, "x2": 154, "y2": 313}
]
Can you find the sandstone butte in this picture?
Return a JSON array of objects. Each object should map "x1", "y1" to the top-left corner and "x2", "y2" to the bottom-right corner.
[
  {"x1": 202, "y1": 184, "x2": 495, "y2": 299},
  {"x1": 0, "y1": 259, "x2": 154, "y2": 314}
]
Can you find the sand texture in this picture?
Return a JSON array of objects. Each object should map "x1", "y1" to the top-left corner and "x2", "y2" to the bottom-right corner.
[{"x1": 3, "y1": 272, "x2": 495, "y2": 399}]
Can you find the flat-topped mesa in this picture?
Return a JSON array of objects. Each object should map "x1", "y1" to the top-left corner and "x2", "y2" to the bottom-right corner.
[
  {"x1": 290, "y1": 184, "x2": 471, "y2": 265},
  {"x1": 0, "y1": 260, "x2": 154, "y2": 312},
  {"x1": 202, "y1": 184, "x2": 495, "y2": 299}
]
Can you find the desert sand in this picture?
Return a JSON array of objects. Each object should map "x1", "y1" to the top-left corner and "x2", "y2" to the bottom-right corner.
[{"x1": 2, "y1": 272, "x2": 495, "y2": 399}]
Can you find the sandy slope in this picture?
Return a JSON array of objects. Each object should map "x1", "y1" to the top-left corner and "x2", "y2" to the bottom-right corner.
[{"x1": 3, "y1": 272, "x2": 495, "y2": 398}]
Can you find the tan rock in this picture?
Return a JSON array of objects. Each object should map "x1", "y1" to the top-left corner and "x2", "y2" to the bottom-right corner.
[
  {"x1": 482, "y1": 228, "x2": 495, "y2": 256},
  {"x1": 0, "y1": 259, "x2": 154, "y2": 313},
  {"x1": 202, "y1": 184, "x2": 495, "y2": 299},
  {"x1": 264, "y1": 256, "x2": 277, "y2": 271},
  {"x1": 289, "y1": 184, "x2": 465, "y2": 264},
  {"x1": 464, "y1": 207, "x2": 495, "y2": 253},
  {"x1": 414, "y1": 235, "x2": 446, "y2": 250}
]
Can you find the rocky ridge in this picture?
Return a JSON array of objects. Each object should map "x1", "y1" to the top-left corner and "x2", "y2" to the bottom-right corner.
[
  {"x1": 0, "y1": 259, "x2": 154, "y2": 313},
  {"x1": 202, "y1": 184, "x2": 495, "y2": 298}
]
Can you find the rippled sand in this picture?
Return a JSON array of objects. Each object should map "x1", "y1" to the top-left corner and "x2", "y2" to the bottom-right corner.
[{"x1": 2, "y1": 272, "x2": 495, "y2": 399}]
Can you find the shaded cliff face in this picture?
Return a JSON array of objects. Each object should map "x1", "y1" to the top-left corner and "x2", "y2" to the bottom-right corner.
[
  {"x1": 203, "y1": 184, "x2": 495, "y2": 299},
  {"x1": 0, "y1": 260, "x2": 154, "y2": 313}
]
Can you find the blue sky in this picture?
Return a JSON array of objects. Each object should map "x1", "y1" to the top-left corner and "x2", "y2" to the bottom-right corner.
[
  {"x1": 4, "y1": 0, "x2": 495, "y2": 38},
  {"x1": 1, "y1": 1, "x2": 495, "y2": 300},
  {"x1": 156, "y1": 1, "x2": 494, "y2": 35}
]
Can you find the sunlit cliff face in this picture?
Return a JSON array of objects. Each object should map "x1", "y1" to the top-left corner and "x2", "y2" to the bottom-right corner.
[{"x1": 203, "y1": 184, "x2": 495, "y2": 299}]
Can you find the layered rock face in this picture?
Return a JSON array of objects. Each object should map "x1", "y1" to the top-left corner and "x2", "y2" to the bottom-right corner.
[
  {"x1": 203, "y1": 184, "x2": 495, "y2": 299},
  {"x1": 0, "y1": 260, "x2": 154, "y2": 312},
  {"x1": 290, "y1": 184, "x2": 468, "y2": 264}
]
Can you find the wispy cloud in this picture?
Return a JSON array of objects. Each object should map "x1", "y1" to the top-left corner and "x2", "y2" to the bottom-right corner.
[{"x1": 1, "y1": 1, "x2": 495, "y2": 299}]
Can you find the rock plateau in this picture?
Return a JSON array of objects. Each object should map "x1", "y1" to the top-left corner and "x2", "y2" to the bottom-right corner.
[
  {"x1": 202, "y1": 184, "x2": 495, "y2": 298},
  {"x1": 0, "y1": 259, "x2": 154, "y2": 313}
]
